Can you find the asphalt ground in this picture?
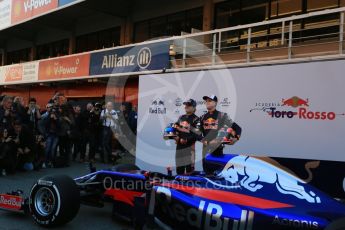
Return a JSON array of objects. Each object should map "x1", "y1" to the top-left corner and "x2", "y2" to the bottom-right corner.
[{"x1": 0, "y1": 156, "x2": 137, "y2": 230}]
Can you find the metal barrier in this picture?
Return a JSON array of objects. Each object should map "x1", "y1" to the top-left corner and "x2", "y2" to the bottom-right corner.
[
  {"x1": 169, "y1": 7, "x2": 345, "y2": 69},
  {"x1": 2, "y1": 7, "x2": 345, "y2": 77}
]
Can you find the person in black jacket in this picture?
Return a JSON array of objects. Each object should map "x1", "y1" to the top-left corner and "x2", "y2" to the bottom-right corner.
[
  {"x1": 117, "y1": 102, "x2": 138, "y2": 155},
  {"x1": 80, "y1": 103, "x2": 99, "y2": 162},
  {"x1": 57, "y1": 104, "x2": 73, "y2": 166},
  {"x1": 0, "y1": 128, "x2": 17, "y2": 175},
  {"x1": 71, "y1": 105, "x2": 83, "y2": 162},
  {"x1": 199, "y1": 95, "x2": 242, "y2": 171},
  {"x1": 0, "y1": 96, "x2": 14, "y2": 133},
  {"x1": 173, "y1": 99, "x2": 199, "y2": 175},
  {"x1": 26, "y1": 97, "x2": 41, "y2": 135},
  {"x1": 13, "y1": 120, "x2": 36, "y2": 171}
]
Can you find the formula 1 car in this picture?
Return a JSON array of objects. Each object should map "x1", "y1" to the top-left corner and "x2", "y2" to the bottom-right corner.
[{"x1": 1, "y1": 154, "x2": 345, "y2": 230}]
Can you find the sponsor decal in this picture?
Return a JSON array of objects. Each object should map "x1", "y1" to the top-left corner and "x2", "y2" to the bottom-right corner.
[
  {"x1": 0, "y1": 194, "x2": 23, "y2": 210},
  {"x1": 101, "y1": 53, "x2": 135, "y2": 69},
  {"x1": 4, "y1": 64, "x2": 22, "y2": 82},
  {"x1": 160, "y1": 183, "x2": 293, "y2": 209},
  {"x1": 203, "y1": 117, "x2": 218, "y2": 130},
  {"x1": 272, "y1": 215, "x2": 319, "y2": 229},
  {"x1": 0, "y1": 61, "x2": 39, "y2": 83},
  {"x1": 149, "y1": 98, "x2": 166, "y2": 114},
  {"x1": 22, "y1": 61, "x2": 39, "y2": 82},
  {"x1": 137, "y1": 47, "x2": 151, "y2": 69},
  {"x1": 218, "y1": 156, "x2": 321, "y2": 203},
  {"x1": 37, "y1": 179, "x2": 53, "y2": 186},
  {"x1": 90, "y1": 42, "x2": 169, "y2": 75},
  {"x1": 196, "y1": 100, "x2": 206, "y2": 106},
  {"x1": 11, "y1": 0, "x2": 58, "y2": 24},
  {"x1": 250, "y1": 96, "x2": 345, "y2": 121},
  {"x1": 175, "y1": 97, "x2": 183, "y2": 107},
  {"x1": 38, "y1": 54, "x2": 90, "y2": 80},
  {"x1": 156, "y1": 187, "x2": 254, "y2": 230},
  {"x1": 219, "y1": 97, "x2": 231, "y2": 107},
  {"x1": 99, "y1": 46, "x2": 151, "y2": 70}
]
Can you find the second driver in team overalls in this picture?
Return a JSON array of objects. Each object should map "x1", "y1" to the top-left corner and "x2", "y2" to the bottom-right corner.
[
  {"x1": 173, "y1": 99, "x2": 199, "y2": 175},
  {"x1": 198, "y1": 95, "x2": 242, "y2": 172}
]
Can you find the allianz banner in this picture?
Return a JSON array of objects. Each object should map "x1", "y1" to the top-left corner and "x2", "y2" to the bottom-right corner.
[
  {"x1": 89, "y1": 41, "x2": 170, "y2": 76},
  {"x1": 136, "y1": 59, "x2": 345, "y2": 197}
]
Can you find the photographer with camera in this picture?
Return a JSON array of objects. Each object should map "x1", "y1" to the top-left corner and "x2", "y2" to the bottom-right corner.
[
  {"x1": 39, "y1": 103, "x2": 60, "y2": 168},
  {"x1": 26, "y1": 97, "x2": 41, "y2": 135}
]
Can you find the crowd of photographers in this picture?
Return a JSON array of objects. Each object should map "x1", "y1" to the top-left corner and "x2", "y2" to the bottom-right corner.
[{"x1": 0, "y1": 93, "x2": 137, "y2": 176}]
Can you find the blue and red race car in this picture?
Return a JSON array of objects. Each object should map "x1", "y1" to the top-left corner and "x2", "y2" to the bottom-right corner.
[{"x1": 1, "y1": 152, "x2": 345, "y2": 229}]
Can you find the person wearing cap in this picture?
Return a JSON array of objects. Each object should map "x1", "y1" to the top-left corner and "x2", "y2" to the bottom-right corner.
[
  {"x1": 173, "y1": 99, "x2": 199, "y2": 174},
  {"x1": 199, "y1": 95, "x2": 242, "y2": 171}
]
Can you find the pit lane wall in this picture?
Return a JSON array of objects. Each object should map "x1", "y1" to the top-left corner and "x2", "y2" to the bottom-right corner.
[{"x1": 136, "y1": 59, "x2": 345, "y2": 198}]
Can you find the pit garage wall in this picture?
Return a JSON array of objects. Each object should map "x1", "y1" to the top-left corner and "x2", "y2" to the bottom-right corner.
[
  {"x1": 0, "y1": 77, "x2": 139, "y2": 108},
  {"x1": 0, "y1": 40, "x2": 170, "y2": 107},
  {"x1": 136, "y1": 59, "x2": 345, "y2": 198}
]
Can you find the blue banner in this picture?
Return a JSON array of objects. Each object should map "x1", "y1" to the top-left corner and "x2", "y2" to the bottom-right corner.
[
  {"x1": 59, "y1": 0, "x2": 77, "y2": 6},
  {"x1": 89, "y1": 41, "x2": 170, "y2": 76}
]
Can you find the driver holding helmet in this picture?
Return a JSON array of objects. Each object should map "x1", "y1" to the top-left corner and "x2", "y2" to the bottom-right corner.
[
  {"x1": 173, "y1": 99, "x2": 199, "y2": 175},
  {"x1": 198, "y1": 95, "x2": 242, "y2": 171}
]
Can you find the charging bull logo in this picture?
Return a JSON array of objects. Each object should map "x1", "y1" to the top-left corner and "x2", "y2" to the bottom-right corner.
[
  {"x1": 218, "y1": 156, "x2": 321, "y2": 204},
  {"x1": 282, "y1": 96, "x2": 309, "y2": 108},
  {"x1": 203, "y1": 118, "x2": 218, "y2": 130}
]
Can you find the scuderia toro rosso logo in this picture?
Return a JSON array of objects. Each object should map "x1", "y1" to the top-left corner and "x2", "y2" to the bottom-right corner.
[{"x1": 250, "y1": 96, "x2": 345, "y2": 121}]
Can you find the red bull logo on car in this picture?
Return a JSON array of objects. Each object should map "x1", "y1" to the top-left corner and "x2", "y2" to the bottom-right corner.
[{"x1": 251, "y1": 96, "x2": 344, "y2": 121}]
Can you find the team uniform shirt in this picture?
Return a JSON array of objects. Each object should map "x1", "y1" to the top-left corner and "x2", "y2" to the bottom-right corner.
[{"x1": 175, "y1": 113, "x2": 199, "y2": 149}]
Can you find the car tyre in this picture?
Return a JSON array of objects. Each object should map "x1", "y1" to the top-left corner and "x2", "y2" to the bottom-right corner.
[{"x1": 29, "y1": 175, "x2": 80, "y2": 227}]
